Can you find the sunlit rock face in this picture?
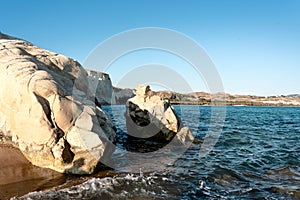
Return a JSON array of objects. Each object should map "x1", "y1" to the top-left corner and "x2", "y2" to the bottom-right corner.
[
  {"x1": 0, "y1": 32, "x2": 116, "y2": 174},
  {"x1": 125, "y1": 84, "x2": 194, "y2": 143},
  {"x1": 86, "y1": 70, "x2": 113, "y2": 105}
]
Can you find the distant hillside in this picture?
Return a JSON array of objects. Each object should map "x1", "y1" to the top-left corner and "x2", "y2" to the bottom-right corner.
[
  {"x1": 112, "y1": 87, "x2": 300, "y2": 106},
  {"x1": 112, "y1": 87, "x2": 135, "y2": 104}
]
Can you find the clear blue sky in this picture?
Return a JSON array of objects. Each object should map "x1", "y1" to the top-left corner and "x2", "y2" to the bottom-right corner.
[{"x1": 1, "y1": 0, "x2": 299, "y2": 95}]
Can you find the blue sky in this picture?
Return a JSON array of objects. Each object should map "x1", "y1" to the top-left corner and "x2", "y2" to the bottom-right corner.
[{"x1": 1, "y1": 0, "x2": 299, "y2": 95}]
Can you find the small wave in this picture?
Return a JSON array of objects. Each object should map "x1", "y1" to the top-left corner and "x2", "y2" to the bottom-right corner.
[{"x1": 13, "y1": 174, "x2": 172, "y2": 200}]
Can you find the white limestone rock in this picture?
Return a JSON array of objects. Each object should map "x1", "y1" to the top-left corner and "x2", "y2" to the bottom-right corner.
[
  {"x1": 0, "y1": 32, "x2": 116, "y2": 174},
  {"x1": 86, "y1": 70, "x2": 113, "y2": 105},
  {"x1": 125, "y1": 84, "x2": 194, "y2": 143}
]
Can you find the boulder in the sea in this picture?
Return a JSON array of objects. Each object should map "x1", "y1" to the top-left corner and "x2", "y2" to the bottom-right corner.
[
  {"x1": 125, "y1": 84, "x2": 194, "y2": 143},
  {"x1": 0, "y1": 32, "x2": 116, "y2": 174}
]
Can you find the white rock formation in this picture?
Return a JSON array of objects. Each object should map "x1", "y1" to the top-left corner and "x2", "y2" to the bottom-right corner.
[
  {"x1": 0, "y1": 32, "x2": 116, "y2": 174},
  {"x1": 86, "y1": 70, "x2": 113, "y2": 105},
  {"x1": 125, "y1": 85, "x2": 194, "y2": 142}
]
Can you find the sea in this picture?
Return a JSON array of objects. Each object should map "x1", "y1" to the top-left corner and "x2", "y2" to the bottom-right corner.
[{"x1": 3, "y1": 106, "x2": 300, "y2": 199}]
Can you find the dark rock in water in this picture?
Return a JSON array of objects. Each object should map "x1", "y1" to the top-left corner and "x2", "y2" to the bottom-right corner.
[
  {"x1": 125, "y1": 84, "x2": 194, "y2": 150},
  {"x1": 0, "y1": 33, "x2": 116, "y2": 174}
]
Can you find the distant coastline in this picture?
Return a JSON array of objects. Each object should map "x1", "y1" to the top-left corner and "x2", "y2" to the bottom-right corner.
[
  {"x1": 169, "y1": 102, "x2": 300, "y2": 107},
  {"x1": 169, "y1": 93, "x2": 300, "y2": 107},
  {"x1": 113, "y1": 87, "x2": 300, "y2": 107}
]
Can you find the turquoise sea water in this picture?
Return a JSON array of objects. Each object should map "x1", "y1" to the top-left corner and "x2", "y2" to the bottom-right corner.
[{"x1": 15, "y1": 106, "x2": 300, "y2": 199}]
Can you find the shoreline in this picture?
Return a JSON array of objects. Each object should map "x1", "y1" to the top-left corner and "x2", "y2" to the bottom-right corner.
[
  {"x1": 0, "y1": 145, "x2": 66, "y2": 199},
  {"x1": 109, "y1": 103, "x2": 300, "y2": 107},
  {"x1": 0, "y1": 145, "x2": 118, "y2": 199}
]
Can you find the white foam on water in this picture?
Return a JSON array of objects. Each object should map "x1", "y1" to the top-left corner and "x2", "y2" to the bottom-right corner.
[{"x1": 13, "y1": 173, "x2": 171, "y2": 200}]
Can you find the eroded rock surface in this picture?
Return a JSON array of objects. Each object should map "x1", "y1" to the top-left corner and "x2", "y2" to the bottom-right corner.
[
  {"x1": 86, "y1": 70, "x2": 113, "y2": 105},
  {"x1": 0, "y1": 33, "x2": 116, "y2": 174},
  {"x1": 125, "y1": 85, "x2": 194, "y2": 143}
]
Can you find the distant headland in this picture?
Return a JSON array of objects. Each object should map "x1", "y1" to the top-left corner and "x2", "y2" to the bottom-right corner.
[{"x1": 113, "y1": 88, "x2": 300, "y2": 106}]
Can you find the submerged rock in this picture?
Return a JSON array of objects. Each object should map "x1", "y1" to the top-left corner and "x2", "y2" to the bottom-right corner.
[
  {"x1": 125, "y1": 84, "x2": 194, "y2": 144},
  {"x1": 0, "y1": 33, "x2": 116, "y2": 174}
]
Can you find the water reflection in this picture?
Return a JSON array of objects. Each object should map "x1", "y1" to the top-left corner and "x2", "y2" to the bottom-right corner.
[{"x1": 0, "y1": 146, "x2": 66, "y2": 199}]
